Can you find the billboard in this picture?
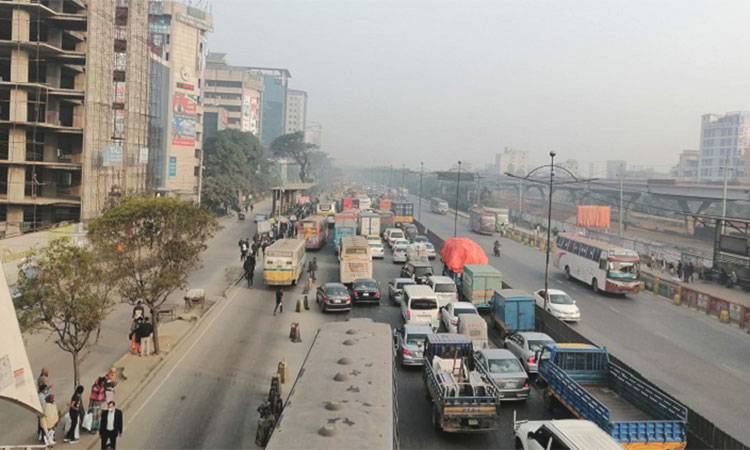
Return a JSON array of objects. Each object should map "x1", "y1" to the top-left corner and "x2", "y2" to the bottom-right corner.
[
  {"x1": 172, "y1": 93, "x2": 197, "y2": 115},
  {"x1": 172, "y1": 115, "x2": 196, "y2": 146},
  {"x1": 169, "y1": 156, "x2": 177, "y2": 177}
]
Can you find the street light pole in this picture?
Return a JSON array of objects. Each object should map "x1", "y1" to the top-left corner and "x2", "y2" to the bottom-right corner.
[
  {"x1": 454, "y1": 161, "x2": 462, "y2": 237},
  {"x1": 419, "y1": 162, "x2": 424, "y2": 222},
  {"x1": 543, "y1": 151, "x2": 556, "y2": 315},
  {"x1": 619, "y1": 163, "x2": 624, "y2": 238},
  {"x1": 389, "y1": 165, "x2": 393, "y2": 196},
  {"x1": 721, "y1": 155, "x2": 731, "y2": 234}
]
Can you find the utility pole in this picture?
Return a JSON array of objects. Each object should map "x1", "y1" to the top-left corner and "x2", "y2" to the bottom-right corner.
[
  {"x1": 476, "y1": 172, "x2": 481, "y2": 207},
  {"x1": 721, "y1": 155, "x2": 730, "y2": 233},
  {"x1": 389, "y1": 165, "x2": 393, "y2": 195},
  {"x1": 419, "y1": 162, "x2": 424, "y2": 222},
  {"x1": 619, "y1": 162, "x2": 624, "y2": 238},
  {"x1": 401, "y1": 164, "x2": 406, "y2": 195},
  {"x1": 543, "y1": 151, "x2": 556, "y2": 316},
  {"x1": 454, "y1": 161, "x2": 462, "y2": 237},
  {"x1": 518, "y1": 178, "x2": 523, "y2": 216}
]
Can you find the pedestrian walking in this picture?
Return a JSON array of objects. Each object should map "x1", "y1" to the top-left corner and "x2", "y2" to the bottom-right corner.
[
  {"x1": 241, "y1": 240, "x2": 249, "y2": 261},
  {"x1": 273, "y1": 288, "x2": 284, "y2": 316},
  {"x1": 37, "y1": 367, "x2": 52, "y2": 393},
  {"x1": 88, "y1": 376, "x2": 107, "y2": 433},
  {"x1": 132, "y1": 301, "x2": 145, "y2": 321},
  {"x1": 138, "y1": 318, "x2": 154, "y2": 357},
  {"x1": 64, "y1": 385, "x2": 84, "y2": 443},
  {"x1": 104, "y1": 368, "x2": 117, "y2": 403},
  {"x1": 37, "y1": 383, "x2": 50, "y2": 442},
  {"x1": 688, "y1": 262, "x2": 695, "y2": 282},
  {"x1": 99, "y1": 401, "x2": 123, "y2": 450},
  {"x1": 308, "y1": 257, "x2": 318, "y2": 282},
  {"x1": 244, "y1": 254, "x2": 256, "y2": 287},
  {"x1": 40, "y1": 394, "x2": 59, "y2": 446},
  {"x1": 677, "y1": 261, "x2": 683, "y2": 280}
]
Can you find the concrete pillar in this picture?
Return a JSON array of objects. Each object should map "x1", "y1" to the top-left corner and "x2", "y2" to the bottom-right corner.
[
  {"x1": 10, "y1": 49, "x2": 29, "y2": 83},
  {"x1": 676, "y1": 199, "x2": 714, "y2": 235},
  {"x1": 8, "y1": 128, "x2": 25, "y2": 163},
  {"x1": 7, "y1": 166, "x2": 26, "y2": 201},
  {"x1": 11, "y1": 8, "x2": 30, "y2": 42},
  {"x1": 46, "y1": 97, "x2": 60, "y2": 126},
  {"x1": 6, "y1": 205, "x2": 24, "y2": 237},
  {"x1": 46, "y1": 63, "x2": 61, "y2": 88},
  {"x1": 8, "y1": 89, "x2": 27, "y2": 122},
  {"x1": 44, "y1": 133, "x2": 59, "y2": 162},
  {"x1": 47, "y1": 28, "x2": 63, "y2": 49}
]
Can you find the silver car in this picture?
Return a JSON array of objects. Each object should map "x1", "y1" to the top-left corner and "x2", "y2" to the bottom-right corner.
[
  {"x1": 388, "y1": 278, "x2": 416, "y2": 305},
  {"x1": 393, "y1": 324, "x2": 432, "y2": 366},
  {"x1": 504, "y1": 332, "x2": 555, "y2": 374},
  {"x1": 475, "y1": 348, "x2": 530, "y2": 401}
]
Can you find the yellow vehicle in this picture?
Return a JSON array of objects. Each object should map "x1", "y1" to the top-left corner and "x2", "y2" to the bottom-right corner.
[{"x1": 263, "y1": 239, "x2": 306, "y2": 286}]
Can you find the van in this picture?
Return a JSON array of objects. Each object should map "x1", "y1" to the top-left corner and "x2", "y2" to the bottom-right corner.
[
  {"x1": 385, "y1": 228, "x2": 405, "y2": 247},
  {"x1": 457, "y1": 314, "x2": 488, "y2": 350},
  {"x1": 401, "y1": 285, "x2": 440, "y2": 331},
  {"x1": 425, "y1": 275, "x2": 458, "y2": 307}
]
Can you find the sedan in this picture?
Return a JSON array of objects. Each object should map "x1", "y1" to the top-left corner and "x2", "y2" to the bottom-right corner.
[
  {"x1": 424, "y1": 242, "x2": 436, "y2": 259},
  {"x1": 316, "y1": 282, "x2": 352, "y2": 313},
  {"x1": 504, "y1": 332, "x2": 555, "y2": 374},
  {"x1": 253, "y1": 213, "x2": 268, "y2": 222},
  {"x1": 441, "y1": 302, "x2": 479, "y2": 333},
  {"x1": 393, "y1": 324, "x2": 432, "y2": 366},
  {"x1": 391, "y1": 238, "x2": 409, "y2": 249},
  {"x1": 400, "y1": 261, "x2": 434, "y2": 284},
  {"x1": 533, "y1": 289, "x2": 580, "y2": 322},
  {"x1": 369, "y1": 241, "x2": 385, "y2": 259},
  {"x1": 351, "y1": 278, "x2": 380, "y2": 304},
  {"x1": 392, "y1": 244, "x2": 408, "y2": 263},
  {"x1": 475, "y1": 349, "x2": 530, "y2": 401},
  {"x1": 388, "y1": 278, "x2": 416, "y2": 305},
  {"x1": 413, "y1": 235, "x2": 430, "y2": 244}
]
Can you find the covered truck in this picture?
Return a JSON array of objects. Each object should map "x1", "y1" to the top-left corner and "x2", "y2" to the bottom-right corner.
[
  {"x1": 441, "y1": 238, "x2": 488, "y2": 293},
  {"x1": 358, "y1": 211, "x2": 381, "y2": 237},
  {"x1": 334, "y1": 210, "x2": 358, "y2": 247},
  {"x1": 538, "y1": 343, "x2": 688, "y2": 449},
  {"x1": 423, "y1": 334, "x2": 502, "y2": 433},
  {"x1": 490, "y1": 289, "x2": 535, "y2": 339},
  {"x1": 461, "y1": 264, "x2": 502, "y2": 309}
]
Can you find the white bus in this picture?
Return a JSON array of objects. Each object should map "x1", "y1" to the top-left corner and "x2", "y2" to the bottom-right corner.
[
  {"x1": 263, "y1": 238, "x2": 306, "y2": 286},
  {"x1": 431, "y1": 198, "x2": 449, "y2": 215},
  {"x1": 339, "y1": 235, "x2": 373, "y2": 284},
  {"x1": 554, "y1": 232, "x2": 641, "y2": 295},
  {"x1": 266, "y1": 319, "x2": 398, "y2": 450}
]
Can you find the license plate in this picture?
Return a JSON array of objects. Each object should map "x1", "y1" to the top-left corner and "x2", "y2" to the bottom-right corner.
[
  {"x1": 414, "y1": 351, "x2": 422, "y2": 357},
  {"x1": 504, "y1": 382, "x2": 517, "y2": 388},
  {"x1": 362, "y1": 292, "x2": 369, "y2": 297},
  {"x1": 468, "y1": 419, "x2": 479, "y2": 426},
  {"x1": 334, "y1": 299, "x2": 341, "y2": 304}
]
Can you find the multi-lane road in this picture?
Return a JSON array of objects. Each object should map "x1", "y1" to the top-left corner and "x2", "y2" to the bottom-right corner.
[{"x1": 409, "y1": 195, "x2": 750, "y2": 446}]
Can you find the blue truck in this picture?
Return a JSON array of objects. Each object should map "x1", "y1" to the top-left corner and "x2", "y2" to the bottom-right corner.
[
  {"x1": 490, "y1": 289, "x2": 535, "y2": 339},
  {"x1": 537, "y1": 343, "x2": 688, "y2": 449}
]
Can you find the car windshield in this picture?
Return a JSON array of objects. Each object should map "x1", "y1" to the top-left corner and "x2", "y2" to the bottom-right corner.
[
  {"x1": 454, "y1": 307, "x2": 476, "y2": 316},
  {"x1": 326, "y1": 286, "x2": 348, "y2": 296},
  {"x1": 414, "y1": 236, "x2": 427, "y2": 242},
  {"x1": 394, "y1": 246, "x2": 407, "y2": 252},
  {"x1": 434, "y1": 283, "x2": 456, "y2": 293},
  {"x1": 488, "y1": 358, "x2": 523, "y2": 374},
  {"x1": 415, "y1": 266, "x2": 433, "y2": 276},
  {"x1": 528, "y1": 340, "x2": 554, "y2": 352},
  {"x1": 369, "y1": 242, "x2": 382, "y2": 248},
  {"x1": 425, "y1": 243, "x2": 435, "y2": 250},
  {"x1": 390, "y1": 232, "x2": 404, "y2": 239},
  {"x1": 397, "y1": 281, "x2": 415, "y2": 289},
  {"x1": 406, "y1": 333, "x2": 427, "y2": 346},
  {"x1": 355, "y1": 280, "x2": 377, "y2": 289},
  {"x1": 410, "y1": 299, "x2": 437, "y2": 310},
  {"x1": 549, "y1": 293, "x2": 574, "y2": 305},
  {"x1": 608, "y1": 261, "x2": 638, "y2": 279}
]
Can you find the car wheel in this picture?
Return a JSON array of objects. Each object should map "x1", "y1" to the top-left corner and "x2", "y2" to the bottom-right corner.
[
  {"x1": 564, "y1": 266, "x2": 571, "y2": 280},
  {"x1": 592, "y1": 278, "x2": 599, "y2": 294}
]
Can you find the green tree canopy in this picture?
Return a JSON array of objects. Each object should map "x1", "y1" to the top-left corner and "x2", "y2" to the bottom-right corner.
[
  {"x1": 15, "y1": 239, "x2": 113, "y2": 387},
  {"x1": 87, "y1": 197, "x2": 219, "y2": 353},
  {"x1": 270, "y1": 131, "x2": 321, "y2": 183}
]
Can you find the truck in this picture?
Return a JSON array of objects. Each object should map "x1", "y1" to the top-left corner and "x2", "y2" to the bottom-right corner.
[
  {"x1": 441, "y1": 237, "x2": 489, "y2": 293},
  {"x1": 334, "y1": 211, "x2": 358, "y2": 247},
  {"x1": 490, "y1": 289, "x2": 535, "y2": 339},
  {"x1": 469, "y1": 207, "x2": 497, "y2": 235},
  {"x1": 391, "y1": 201, "x2": 414, "y2": 224},
  {"x1": 422, "y1": 334, "x2": 502, "y2": 433},
  {"x1": 358, "y1": 211, "x2": 381, "y2": 237},
  {"x1": 538, "y1": 344, "x2": 688, "y2": 449},
  {"x1": 484, "y1": 207, "x2": 510, "y2": 233},
  {"x1": 461, "y1": 264, "x2": 502, "y2": 309},
  {"x1": 378, "y1": 198, "x2": 392, "y2": 210}
]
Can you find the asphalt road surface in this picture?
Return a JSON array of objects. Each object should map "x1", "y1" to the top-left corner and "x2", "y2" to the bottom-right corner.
[
  {"x1": 118, "y1": 213, "x2": 560, "y2": 449},
  {"x1": 410, "y1": 195, "x2": 750, "y2": 446}
]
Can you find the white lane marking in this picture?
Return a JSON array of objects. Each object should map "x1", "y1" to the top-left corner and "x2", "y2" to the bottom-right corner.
[
  {"x1": 721, "y1": 363, "x2": 748, "y2": 381},
  {"x1": 123, "y1": 286, "x2": 240, "y2": 430},
  {"x1": 607, "y1": 305, "x2": 622, "y2": 314},
  {"x1": 654, "y1": 330, "x2": 669, "y2": 339}
]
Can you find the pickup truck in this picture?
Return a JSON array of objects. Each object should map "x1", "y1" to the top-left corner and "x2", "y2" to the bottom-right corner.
[
  {"x1": 537, "y1": 344, "x2": 688, "y2": 449},
  {"x1": 422, "y1": 334, "x2": 502, "y2": 433}
]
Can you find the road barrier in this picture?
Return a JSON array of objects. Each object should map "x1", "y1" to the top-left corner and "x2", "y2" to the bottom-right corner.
[{"x1": 413, "y1": 218, "x2": 749, "y2": 450}]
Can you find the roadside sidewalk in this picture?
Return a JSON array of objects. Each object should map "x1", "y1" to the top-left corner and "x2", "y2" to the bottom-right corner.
[{"x1": 0, "y1": 202, "x2": 266, "y2": 447}]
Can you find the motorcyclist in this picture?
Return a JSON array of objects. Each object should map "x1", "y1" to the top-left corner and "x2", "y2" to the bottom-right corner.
[{"x1": 493, "y1": 240, "x2": 501, "y2": 257}]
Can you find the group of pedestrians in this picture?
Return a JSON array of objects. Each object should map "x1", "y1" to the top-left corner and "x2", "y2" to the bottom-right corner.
[
  {"x1": 129, "y1": 301, "x2": 154, "y2": 357},
  {"x1": 35, "y1": 367, "x2": 123, "y2": 448}
]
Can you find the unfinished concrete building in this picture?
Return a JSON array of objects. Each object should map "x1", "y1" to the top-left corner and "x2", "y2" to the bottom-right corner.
[{"x1": 0, "y1": 0, "x2": 150, "y2": 236}]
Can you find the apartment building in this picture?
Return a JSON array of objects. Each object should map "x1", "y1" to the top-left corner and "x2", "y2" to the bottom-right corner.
[
  {"x1": 698, "y1": 111, "x2": 750, "y2": 183},
  {"x1": 671, "y1": 150, "x2": 699, "y2": 182},
  {"x1": 147, "y1": 1, "x2": 211, "y2": 202},
  {"x1": 285, "y1": 88, "x2": 307, "y2": 134},
  {"x1": 494, "y1": 147, "x2": 528, "y2": 175},
  {"x1": 203, "y1": 52, "x2": 264, "y2": 139},
  {"x1": 254, "y1": 68, "x2": 290, "y2": 148},
  {"x1": 0, "y1": 0, "x2": 150, "y2": 235}
]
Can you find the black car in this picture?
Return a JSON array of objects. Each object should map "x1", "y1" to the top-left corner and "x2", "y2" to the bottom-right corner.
[
  {"x1": 351, "y1": 278, "x2": 381, "y2": 304},
  {"x1": 400, "y1": 261, "x2": 434, "y2": 284},
  {"x1": 316, "y1": 282, "x2": 352, "y2": 312}
]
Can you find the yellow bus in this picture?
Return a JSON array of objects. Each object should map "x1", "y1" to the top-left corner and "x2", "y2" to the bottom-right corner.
[
  {"x1": 263, "y1": 238, "x2": 306, "y2": 286},
  {"x1": 339, "y1": 235, "x2": 372, "y2": 284}
]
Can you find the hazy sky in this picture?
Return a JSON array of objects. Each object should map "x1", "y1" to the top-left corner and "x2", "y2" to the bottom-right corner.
[{"x1": 209, "y1": 0, "x2": 750, "y2": 171}]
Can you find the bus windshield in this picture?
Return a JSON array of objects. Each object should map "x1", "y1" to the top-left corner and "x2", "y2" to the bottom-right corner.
[{"x1": 608, "y1": 260, "x2": 638, "y2": 279}]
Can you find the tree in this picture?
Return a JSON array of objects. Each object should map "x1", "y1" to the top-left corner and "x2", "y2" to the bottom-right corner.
[
  {"x1": 270, "y1": 131, "x2": 319, "y2": 183},
  {"x1": 87, "y1": 197, "x2": 220, "y2": 354},
  {"x1": 15, "y1": 239, "x2": 113, "y2": 387},
  {"x1": 201, "y1": 129, "x2": 265, "y2": 213}
]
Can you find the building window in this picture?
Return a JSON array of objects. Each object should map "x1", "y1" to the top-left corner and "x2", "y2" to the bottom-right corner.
[
  {"x1": 194, "y1": 166, "x2": 200, "y2": 176},
  {"x1": 195, "y1": 149, "x2": 201, "y2": 159},
  {"x1": 165, "y1": 52, "x2": 169, "y2": 61}
]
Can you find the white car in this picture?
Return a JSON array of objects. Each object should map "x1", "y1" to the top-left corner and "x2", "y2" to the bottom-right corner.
[
  {"x1": 391, "y1": 238, "x2": 409, "y2": 249},
  {"x1": 440, "y1": 302, "x2": 479, "y2": 333},
  {"x1": 514, "y1": 419, "x2": 623, "y2": 450},
  {"x1": 369, "y1": 241, "x2": 385, "y2": 258},
  {"x1": 386, "y1": 229, "x2": 406, "y2": 247},
  {"x1": 424, "y1": 242, "x2": 436, "y2": 259},
  {"x1": 533, "y1": 289, "x2": 580, "y2": 322},
  {"x1": 392, "y1": 244, "x2": 408, "y2": 263}
]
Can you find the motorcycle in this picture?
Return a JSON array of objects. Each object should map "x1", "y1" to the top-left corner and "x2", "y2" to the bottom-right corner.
[{"x1": 493, "y1": 245, "x2": 501, "y2": 257}]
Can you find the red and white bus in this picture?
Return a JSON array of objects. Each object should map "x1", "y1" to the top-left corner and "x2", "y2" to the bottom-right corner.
[
  {"x1": 554, "y1": 232, "x2": 640, "y2": 295},
  {"x1": 298, "y1": 215, "x2": 328, "y2": 250},
  {"x1": 469, "y1": 207, "x2": 496, "y2": 235}
]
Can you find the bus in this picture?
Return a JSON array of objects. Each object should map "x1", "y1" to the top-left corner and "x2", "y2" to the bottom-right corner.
[
  {"x1": 316, "y1": 201, "x2": 336, "y2": 216},
  {"x1": 266, "y1": 319, "x2": 397, "y2": 450},
  {"x1": 431, "y1": 198, "x2": 449, "y2": 215},
  {"x1": 391, "y1": 201, "x2": 414, "y2": 224},
  {"x1": 263, "y1": 239, "x2": 307, "y2": 286},
  {"x1": 483, "y1": 207, "x2": 509, "y2": 232},
  {"x1": 298, "y1": 215, "x2": 328, "y2": 250},
  {"x1": 334, "y1": 210, "x2": 358, "y2": 247},
  {"x1": 469, "y1": 207, "x2": 496, "y2": 235},
  {"x1": 339, "y1": 235, "x2": 373, "y2": 284},
  {"x1": 554, "y1": 232, "x2": 641, "y2": 295}
]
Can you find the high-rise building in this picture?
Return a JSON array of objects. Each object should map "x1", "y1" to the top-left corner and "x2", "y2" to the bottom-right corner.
[
  {"x1": 0, "y1": 0, "x2": 151, "y2": 235},
  {"x1": 698, "y1": 111, "x2": 750, "y2": 182},
  {"x1": 559, "y1": 159, "x2": 579, "y2": 177},
  {"x1": 203, "y1": 52, "x2": 264, "y2": 140},
  {"x1": 606, "y1": 160, "x2": 626, "y2": 179},
  {"x1": 147, "y1": 1, "x2": 212, "y2": 202},
  {"x1": 304, "y1": 122, "x2": 322, "y2": 148},
  {"x1": 494, "y1": 147, "x2": 528, "y2": 175},
  {"x1": 589, "y1": 161, "x2": 607, "y2": 178},
  {"x1": 671, "y1": 150, "x2": 699, "y2": 182},
  {"x1": 285, "y1": 89, "x2": 307, "y2": 134},
  {"x1": 251, "y1": 68, "x2": 290, "y2": 148}
]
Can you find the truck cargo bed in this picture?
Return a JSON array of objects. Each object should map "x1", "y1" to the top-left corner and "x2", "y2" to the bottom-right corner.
[{"x1": 584, "y1": 385, "x2": 654, "y2": 421}]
